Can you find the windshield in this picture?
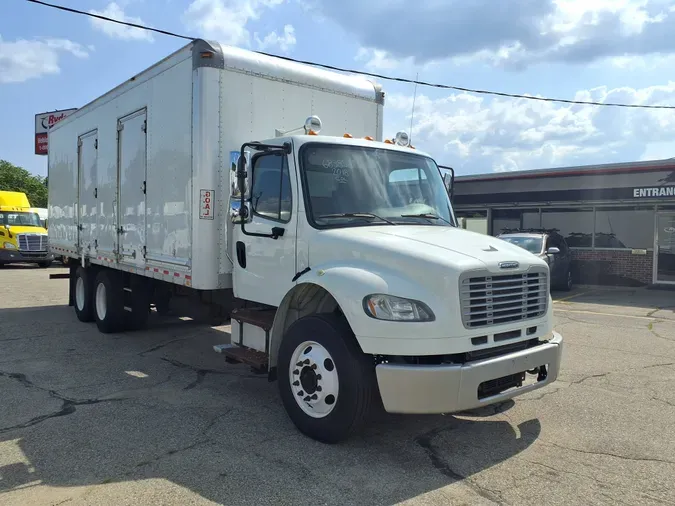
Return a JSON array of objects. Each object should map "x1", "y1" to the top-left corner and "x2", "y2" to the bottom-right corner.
[
  {"x1": 299, "y1": 143, "x2": 455, "y2": 228},
  {"x1": 0, "y1": 212, "x2": 42, "y2": 227},
  {"x1": 500, "y1": 235, "x2": 543, "y2": 254}
]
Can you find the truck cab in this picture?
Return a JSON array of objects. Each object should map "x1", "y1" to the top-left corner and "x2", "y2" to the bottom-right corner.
[
  {"x1": 222, "y1": 118, "x2": 563, "y2": 443},
  {"x1": 0, "y1": 191, "x2": 53, "y2": 268}
]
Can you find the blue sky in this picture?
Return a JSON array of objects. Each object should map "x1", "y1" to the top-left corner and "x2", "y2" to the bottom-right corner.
[{"x1": 2, "y1": 0, "x2": 675, "y2": 178}]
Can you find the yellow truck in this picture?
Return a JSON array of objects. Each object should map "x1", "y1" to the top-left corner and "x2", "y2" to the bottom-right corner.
[{"x1": 0, "y1": 191, "x2": 53, "y2": 267}]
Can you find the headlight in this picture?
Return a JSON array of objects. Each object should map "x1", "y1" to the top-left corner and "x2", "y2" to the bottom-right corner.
[
  {"x1": 363, "y1": 294, "x2": 435, "y2": 322},
  {"x1": 3, "y1": 242, "x2": 16, "y2": 249}
]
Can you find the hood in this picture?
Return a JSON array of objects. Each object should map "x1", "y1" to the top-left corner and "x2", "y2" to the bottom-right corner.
[
  {"x1": 3, "y1": 226, "x2": 48, "y2": 236},
  {"x1": 310, "y1": 225, "x2": 548, "y2": 274}
]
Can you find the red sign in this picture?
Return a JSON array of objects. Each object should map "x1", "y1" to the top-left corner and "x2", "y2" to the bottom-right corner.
[
  {"x1": 34, "y1": 108, "x2": 77, "y2": 155},
  {"x1": 35, "y1": 133, "x2": 49, "y2": 155},
  {"x1": 200, "y1": 189, "x2": 215, "y2": 220}
]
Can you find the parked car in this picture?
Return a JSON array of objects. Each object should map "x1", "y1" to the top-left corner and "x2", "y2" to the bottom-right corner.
[{"x1": 497, "y1": 229, "x2": 573, "y2": 291}]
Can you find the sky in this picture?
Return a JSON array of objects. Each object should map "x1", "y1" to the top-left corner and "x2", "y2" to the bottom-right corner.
[{"x1": 1, "y1": 0, "x2": 675, "y2": 178}]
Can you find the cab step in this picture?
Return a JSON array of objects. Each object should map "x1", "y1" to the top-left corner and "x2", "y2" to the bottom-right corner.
[
  {"x1": 214, "y1": 343, "x2": 269, "y2": 371},
  {"x1": 230, "y1": 307, "x2": 276, "y2": 330}
]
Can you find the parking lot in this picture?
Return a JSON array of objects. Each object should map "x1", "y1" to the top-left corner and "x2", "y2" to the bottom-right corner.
[{"x1": 1, "y1": 265, "x2": 674, "y2": 506}]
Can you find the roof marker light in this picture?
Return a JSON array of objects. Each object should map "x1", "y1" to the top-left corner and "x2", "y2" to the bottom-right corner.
[
  {"x1": 364, "y1": 136, "x2": 374, "y2": 141},
  {"x1": 304, "y1": 115, "x2": 322, "y2": 135},
  {"x1": 343, "y1": 133, "x2": 353, "y2": 138},
  {"x1": 395, "y1": 131, "x2": 410, "y2": 147}
]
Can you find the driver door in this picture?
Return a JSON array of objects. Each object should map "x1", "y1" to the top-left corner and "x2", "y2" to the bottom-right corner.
[{"x1": 232, "y1": 151, "x2": 298, "y2": 306}]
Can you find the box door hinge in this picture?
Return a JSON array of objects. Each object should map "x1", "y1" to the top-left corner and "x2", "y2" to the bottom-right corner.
[
  {"x1": 94, "y1": 187, "x2": 98, "y2": 198},
  {"x1": 141, "y1": 180, "x2": 146, "y2": 194},
  {"x1": 142, "y1": 120, "x2": 147, "y2": 133},
  {"x1": 94, "y1": 139, "x2": 98, "y2": 149},
  {"x1": 141, "y1": 246, "x2": 147, "y2": 258}
]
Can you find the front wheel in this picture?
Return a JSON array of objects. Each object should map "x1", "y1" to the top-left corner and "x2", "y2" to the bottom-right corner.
[{"x1": 277, "y1": 313, "x2": 378, "y2": 444}]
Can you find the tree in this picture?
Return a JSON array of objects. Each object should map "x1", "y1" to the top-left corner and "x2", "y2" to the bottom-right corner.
[{"x1": 0, "y1": 160, "x2": 48, "y2": 208}]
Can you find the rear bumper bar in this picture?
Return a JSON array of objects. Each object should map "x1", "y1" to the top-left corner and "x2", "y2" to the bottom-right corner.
[{"x1": 375, "y1": 331, "x2": 563, "y2": 414}]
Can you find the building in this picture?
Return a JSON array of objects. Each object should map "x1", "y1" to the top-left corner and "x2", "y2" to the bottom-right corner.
[{"x1": 452, "y1": 159, "x2": 675, "y2": 288}]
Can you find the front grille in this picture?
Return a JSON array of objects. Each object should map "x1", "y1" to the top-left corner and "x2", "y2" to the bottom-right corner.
[
  {"x1": 460, "y1": 268, "x2": 548, "y2": 329},
  {"x1": 17, "y1": 234, "x2": 48, "y2": 252}
]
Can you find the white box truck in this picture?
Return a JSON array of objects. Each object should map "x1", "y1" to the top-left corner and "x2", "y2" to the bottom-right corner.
[{"x1": 48, "y1": 39, "x2": 563, "y2": 443}]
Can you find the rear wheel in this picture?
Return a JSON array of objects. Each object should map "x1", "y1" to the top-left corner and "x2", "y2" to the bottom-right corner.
[
  {"x1": 277, "y1": 313, "x2": 378, "y2": 444},
  {"x1": 93, "y1": 270, "x2": 125, "y2": 333},
  {"x1": 74, "y1": 266, "x2": 94, "y2": 322}
]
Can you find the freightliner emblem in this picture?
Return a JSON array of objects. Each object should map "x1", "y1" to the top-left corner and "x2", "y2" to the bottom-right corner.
[{"x1": 499, "y1": 261, "x2": 519, "y2": 269}]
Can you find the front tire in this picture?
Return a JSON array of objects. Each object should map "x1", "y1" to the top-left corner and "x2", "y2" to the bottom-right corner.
[{"x1": 277, "y1": 313, "x2": 378, "y2": 444}]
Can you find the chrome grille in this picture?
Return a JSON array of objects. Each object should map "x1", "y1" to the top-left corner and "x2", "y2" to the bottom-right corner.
[
  {"x1": 460, "y1": 268, "x2": 548, "y2": 329},
  {"x1": 17, "y1": 234, "x2": 48, "y2": 251}
]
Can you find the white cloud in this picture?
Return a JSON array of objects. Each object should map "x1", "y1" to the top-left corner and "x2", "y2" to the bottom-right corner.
[
  {"x1": 317, "y1": 0, "x2": 675, "y2": 69},
  {"x1": 0, "y1": 35, "x2": 91, "y2": 84},
  {"x1": 255, "y1": 24, "x2": 296, "y2": 53},
  {"x1": 89, "y1": 2, "x2": 154, "y2": 42},
  {"x1": 355, "y1": 48, "x2": 406, "y2": 71},
  {"x1": 183, "y1": 0, "x2": 287, "y2": 49},
  {"x1": 384, "y1": 82, "x2": 675, "y2": 173}
]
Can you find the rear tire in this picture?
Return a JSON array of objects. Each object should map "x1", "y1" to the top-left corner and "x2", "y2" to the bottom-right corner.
[
  {"x1": 93, "y1": 270, "x2": 125, "y2": 333},
  {"x1": 126, "y1": 277, "x2": 151, "y2": 331},
  {"x1": 74, "y1": 266, "x2": 94, "y2": 322},
  {"x1": 277, "y1": 313, "x2": 378, "y2": 444}
]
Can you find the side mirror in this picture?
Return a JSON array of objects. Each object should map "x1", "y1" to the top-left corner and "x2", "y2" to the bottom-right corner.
[
  {"x1": 547, "y1": 247, "x2": 560, "y2": 255},
  {"x1": 236, "y1": 155, "x2": 248, "y2": 198},
  {"x1": 439, "y1": 165, "x2": 454, "y2": 202},
  {"x1": 230, "y1": 150, "x2": 250, "y2": 199},
  {"x1": 229, "y1": 200, "x2": 249, "y2": 224}
]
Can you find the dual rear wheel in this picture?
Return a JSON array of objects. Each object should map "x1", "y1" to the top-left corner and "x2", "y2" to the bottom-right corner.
[{"x1": 73, "y1": 266, "x2": 150, "y2": 333}]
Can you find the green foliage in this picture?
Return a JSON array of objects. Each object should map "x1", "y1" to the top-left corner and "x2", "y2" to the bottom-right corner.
[{"x1": 0, "y1": 160, "x2": 48, "y2": 208}]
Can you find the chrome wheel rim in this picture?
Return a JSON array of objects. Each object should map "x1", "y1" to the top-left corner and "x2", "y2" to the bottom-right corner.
[
  {"x1": 95, "y1": 282, "x2": 107, "y2": 321},
  {"x1": 289, "y1": 341, "x2": 339, "y2": 418}
]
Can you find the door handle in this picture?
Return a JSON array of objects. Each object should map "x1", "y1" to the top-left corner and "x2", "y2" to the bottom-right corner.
[{"x1": 236, "y1": 241, "x2": 246, "y2": 268}]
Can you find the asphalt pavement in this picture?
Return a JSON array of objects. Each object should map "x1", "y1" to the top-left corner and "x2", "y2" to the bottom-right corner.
[{"x1": 1, "y1": 265, "x2": 674, "y2": 505}]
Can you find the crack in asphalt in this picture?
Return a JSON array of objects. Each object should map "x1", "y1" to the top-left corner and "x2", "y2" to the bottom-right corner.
[
  {"x1": 123, "y1": 411, "x2": 231, "y2": 477},
  {"x1": 414, "y1": 425, "x2": 507, "y2": 505},
  {"x1": 138, "y1": 337, "x2": 191, "y2": 357},
  {"x1": 568, "y1": 361, "x2": 675, "y2": 387},
  {"x1": 0, "y1": 371, "x2": 128, "y2": 435},
  {"x1": 540, "y1": 440, "x2": 675, "y2": 466},
  {"x1": 160, "y1": 358, "x2": 265, "y2": 390}
]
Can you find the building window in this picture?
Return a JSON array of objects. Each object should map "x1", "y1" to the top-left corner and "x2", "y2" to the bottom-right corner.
[
  {"x1": 492, "y1": 209, "x2": 540, "y2": 234},
  {"x1": 250, "y1": 153, "x2": 292, "y2": 223},
  {"x1": 594, "y1": 207, "x2": 654, "y2": 249},
  {"x1": 541, "y1": 208, "x2": 594, "y2": 247}
]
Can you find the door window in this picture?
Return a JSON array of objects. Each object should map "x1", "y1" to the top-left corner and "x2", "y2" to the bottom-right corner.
[{"x1": 250, "y1": 153, "x2": 292, "y2": 223}]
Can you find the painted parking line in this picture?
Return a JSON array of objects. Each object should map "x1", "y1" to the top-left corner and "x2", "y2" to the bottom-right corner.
[
  {"x1": 554, "y1": 308, "x2": 660, "y2": 321},
  {"x1": 553, "y1": 291, "x2": 592, "y2": 303}
]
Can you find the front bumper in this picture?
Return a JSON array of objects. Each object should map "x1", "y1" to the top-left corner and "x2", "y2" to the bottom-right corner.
[
  {"x1": 375, "y1": 331, "x2": 563, "y2": 414},
  {"x1": 0, "y1": 249, "x2": 54, "y2": 263}
]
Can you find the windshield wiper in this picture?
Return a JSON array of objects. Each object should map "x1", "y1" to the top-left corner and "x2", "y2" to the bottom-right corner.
[
  {"x1": 318, "y1": 212, "x2": 396, "y2": 225},
  {"x1": 400, "y1": 213, "x2": 454, "y2": 226}
]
